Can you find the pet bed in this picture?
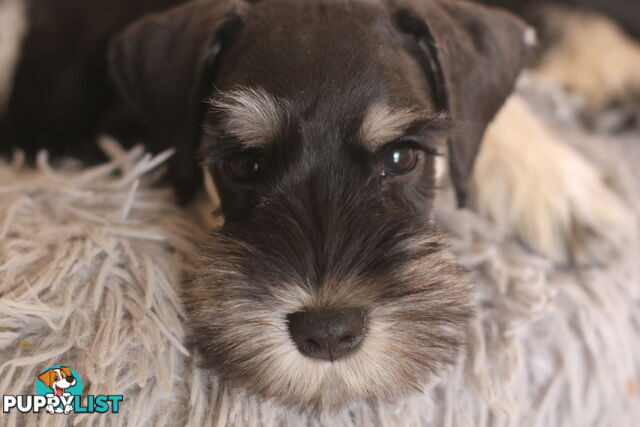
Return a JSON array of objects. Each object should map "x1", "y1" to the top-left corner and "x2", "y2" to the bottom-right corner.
[{"x1": 1, "y1": 79, "x2": 639, "y2": 426}]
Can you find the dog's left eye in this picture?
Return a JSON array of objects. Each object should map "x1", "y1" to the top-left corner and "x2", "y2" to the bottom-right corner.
[
  {"x1": 222, "y1": 153, "x2": 263, "y2": 183},
  {"x1": 381, "y1": 146, "x2": 419, "y2": 176}
]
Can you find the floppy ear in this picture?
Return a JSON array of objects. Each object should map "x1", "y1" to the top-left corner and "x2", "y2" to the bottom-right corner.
[
  {"x1": 108, "y1": 0, "x2": 245, "y2": 203},
  {"x1": 60, "y1": 366, "x2": 72, "y2": 377},
  {"x1": 38, "y1": 370, "x2": 55, "y2": 388},
  {"x1": 393, "y1": 0, "x2": 534, "y2": 206}
]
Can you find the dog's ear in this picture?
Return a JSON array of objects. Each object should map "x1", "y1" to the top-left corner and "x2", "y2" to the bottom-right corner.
[
  {"x1": 108, "y1": 0, "x2": 245, "y2": 203},
  {"x1": 38, "y1": 370, "x2": 55, "y2": 388},
  {"x1": 60, "y1": 366, "x2": 72, "y2": 377},
  {"x1": 393, "y1": 0, "x2": 534, "y2": 206}
]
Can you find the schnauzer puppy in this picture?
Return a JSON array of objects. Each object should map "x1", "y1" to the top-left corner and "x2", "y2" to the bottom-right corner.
[
  {"x1": 106, "y1": 0, "x2": 532, "y2": 410},
  {"x1": 4, "y1": 0, "x2": 633, "y2": 414},
  {"x1": 0, "y1": 0, "x2": 635, "y2": 415}
]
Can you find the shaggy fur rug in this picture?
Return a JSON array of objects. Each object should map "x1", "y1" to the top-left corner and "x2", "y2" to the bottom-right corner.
[{"x1": 1, "y1": 79, "x2": 639, "y2": 426}]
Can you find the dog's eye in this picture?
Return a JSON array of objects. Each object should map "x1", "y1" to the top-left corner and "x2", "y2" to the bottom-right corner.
[
  {"x1": 381, "y1": 146, "x2": 419, "y2": 176},
  {"x1": 223, "y1": 153, "x2": 262, "y2": 183}
]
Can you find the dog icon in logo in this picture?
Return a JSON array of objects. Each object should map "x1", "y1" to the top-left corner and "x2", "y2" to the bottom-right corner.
[{"x1": 37, "y1": 366, "x2": 77, "y2": 414}]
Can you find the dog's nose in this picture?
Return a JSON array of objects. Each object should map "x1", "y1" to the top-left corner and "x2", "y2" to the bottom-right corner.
[{"x1": 287, "y1": 308, "x2": 366, "y2": 361}]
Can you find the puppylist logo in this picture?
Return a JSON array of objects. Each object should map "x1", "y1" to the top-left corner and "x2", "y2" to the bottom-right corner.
[{"x1": 2, "y1": 365, "x2": 123, "y2": 415}]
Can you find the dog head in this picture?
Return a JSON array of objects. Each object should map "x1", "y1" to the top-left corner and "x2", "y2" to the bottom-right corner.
[
  {"x1": 110, "y1": 0, "x2": 531, "y2": 411},
  {"x1": 38, "y1": 366, "x2": 76, "y2": 396}
]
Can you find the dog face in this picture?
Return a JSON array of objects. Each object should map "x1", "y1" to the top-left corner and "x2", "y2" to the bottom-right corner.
[
  {"x1": 110, "y1": 0, "x2": 531, "y2": 410},
  {"x1": 38, "y1": 366, "x2": 76, "y2": 396}
]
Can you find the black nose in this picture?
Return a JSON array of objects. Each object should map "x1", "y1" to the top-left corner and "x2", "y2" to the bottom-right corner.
[{"x1": 287, "y1": 308, "x2": 366, "y2": 361}]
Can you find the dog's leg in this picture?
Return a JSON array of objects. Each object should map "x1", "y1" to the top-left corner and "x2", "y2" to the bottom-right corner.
[
  {"x1": 471, "y1": 94, "x2": 632, "y2": 264},
  {"x1": 0, "y1": 0, "x2": 27, "y2": 113},
  {"x1": 534, "y1": 8, "x2": 640, "y2": 128}
]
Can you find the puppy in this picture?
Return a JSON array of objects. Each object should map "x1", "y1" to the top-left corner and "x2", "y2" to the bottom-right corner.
[
  {"x1": 38, "y1": 366, "x2": 76, "y2": 414},
  {"x1": 2, "y1": 0, "x2": 629, "y2": 414},
  {"x1": 104, "y1": 0, "x2": 530, "y2": 410},
  {"x1": 2, "y1": 1, "x2": 634, "y2": 245}
]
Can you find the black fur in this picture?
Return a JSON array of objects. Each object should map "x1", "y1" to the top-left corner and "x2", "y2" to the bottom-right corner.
[
  {"x1": 1, "y1": 0, "x2": 187, "y2": 161},
  {"x1": 2, "y1": 0, "x2": 532, "y2": 411}
]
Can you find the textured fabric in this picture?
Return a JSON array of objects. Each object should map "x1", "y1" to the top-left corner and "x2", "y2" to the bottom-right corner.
[{"x1": 1, "y1": 80, "x2": 639, "y2": 426}]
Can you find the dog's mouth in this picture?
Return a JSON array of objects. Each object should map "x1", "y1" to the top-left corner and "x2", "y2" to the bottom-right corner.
[
  {"x1": 53, "y1": 384, "x2": 64, "y2": 396},
  {"x1": 187, "y1": 220, "x2": 474, "y2": 411}
]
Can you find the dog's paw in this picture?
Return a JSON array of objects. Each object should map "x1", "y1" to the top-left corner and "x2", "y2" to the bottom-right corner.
[{"x1": 471, "y1": 95, "x2": 633, "y2": 264}]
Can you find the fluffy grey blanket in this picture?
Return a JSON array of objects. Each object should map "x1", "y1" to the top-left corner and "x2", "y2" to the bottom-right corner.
[{"x1": 1, "y1": 80, "x2": 639, "y2": 426}]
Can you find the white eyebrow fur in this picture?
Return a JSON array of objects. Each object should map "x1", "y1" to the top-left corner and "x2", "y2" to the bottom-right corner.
[
  {"x1": 208, "y1": 87, "x2": 289, "y2": 148},
  {"x1": 359, "y1": 103, "x2": 425, "y2": 148}
]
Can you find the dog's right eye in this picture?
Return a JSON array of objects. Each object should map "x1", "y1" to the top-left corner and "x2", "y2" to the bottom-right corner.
[
  {"x1": 380, "y1": 145, "x2": 419, "y2": 177},
  {"x1": 222, "y1": 153, "x2": 263, "y2": 183}
]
